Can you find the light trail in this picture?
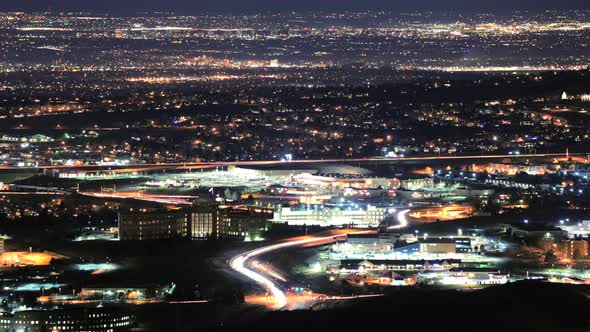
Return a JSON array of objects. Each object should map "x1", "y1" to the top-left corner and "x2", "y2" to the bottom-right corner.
[
  {"x1": 229, "y1": 230, "x2": 374, "y2": 310},
  {"x1": 230, "y1": 248, "x2": 288, "y2": 309},
  {"x1": 388, "y1": 209, "x2": 410, "y2": 229},
  {"x1": 167, "y1": 300, "x2": 209, "y2": 304},
  {"x1": 251, "y1": 260, "x2": 288, "y2": 282},
  {"x1": 37, "y1": 297, "x2": 166, "y2": 305},
  {"x1": 0, "y1": 153, "x2": 574, "y2": 171},
  {"x1": 329, "y1": 294, "x2": 384, "y2": 300},
  {"x1": 79, "y1": 192, "x2": 193, "y2": 205},
  {"x1": 0, "y1": 192, "x2": 66, "y2": 195}
]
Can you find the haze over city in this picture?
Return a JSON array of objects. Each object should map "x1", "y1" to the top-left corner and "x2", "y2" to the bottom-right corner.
[
  {"x1": 4, "y1": 0, "x2": 590, "y2": 12},
  {"x1": 0, "y1": 0, "x2": 590, "y2": 331}
]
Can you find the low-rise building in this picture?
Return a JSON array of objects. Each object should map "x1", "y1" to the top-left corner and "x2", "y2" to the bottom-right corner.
[
  {"x1": 392, "y1": 176, "x2": 435, "y2": 190},
  {"x1": 272, "y1": 204, "x2": 387, "y2": 227},
  {"x1": 395, "y1": 237, "x2": 472, "y2": 255},
  {"x1": 506, "y1": 224, "x2": 568, "y2": 240},
  {"x1": 0, "y1": 307, "x2": 134, "y2": 332}
]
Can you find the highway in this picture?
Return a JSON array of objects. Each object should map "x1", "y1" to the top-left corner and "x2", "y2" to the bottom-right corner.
[
  {"x1": 229, "y1": 231, "x2": 370, "y2": 309},
  {"x1": 388, "y1": 209, "x2": 410, "y2": 230},
  {"x1": 229, "y1": 243, "x2": 291, "y2": 309},
  {"x1": 79, "y1": 191, "x2": 196, "y2": 205},
  {"x1": 230, "y1": 225, "x2": 405, "y2": 309},
  {"x1": 0, "y1": 152, "x2": 575, "y2": 171}
]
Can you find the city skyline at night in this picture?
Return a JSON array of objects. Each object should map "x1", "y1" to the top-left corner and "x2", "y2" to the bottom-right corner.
[
  {"x1": 0, "y1": 1, "x2": 589, "y2": 332},
  {"x1": 3, "y1": 0, "x2": 590, "y2": 12}
]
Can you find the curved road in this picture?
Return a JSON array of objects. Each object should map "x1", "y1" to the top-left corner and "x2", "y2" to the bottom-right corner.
[
  {"x1": 230, "y1": 224, "x2": 409, "y2": 309},
  {"x1": 387, "y1": 209, "x2": 410, "y2": 230},
  {"x1": 229, "y1": 235, "x2": 346, "y2": 309}
]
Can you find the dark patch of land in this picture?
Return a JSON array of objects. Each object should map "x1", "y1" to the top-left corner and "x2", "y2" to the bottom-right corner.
[{"x1": 217, "y1": 280, "x2": 590, "y2": 332}]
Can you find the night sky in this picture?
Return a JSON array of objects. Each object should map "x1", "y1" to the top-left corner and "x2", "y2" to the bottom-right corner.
[{"x1": 2, "y1": 0, "x2": 589, "y2": 13}]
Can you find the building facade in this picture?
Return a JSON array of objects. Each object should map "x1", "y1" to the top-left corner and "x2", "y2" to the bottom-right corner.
[
  {"x1": 118, "y1": 209, "x2": 188, "y2": 241},
  {"x1": 217, "y1": 206, "x2": 273, "y2": 241},
  {"x1": 0, "y1": 307, "x2": 133, "y2": 332},
  {"x1": 118, "y1": 202, "x2": 272, "y2": 241},
  {"x1": 189, "y1": 201, "x2": 219, "y2": 240},
  {"x1": 272, "y1": 204, "x2": 386, "y2": 227},
  {"x1": 562, "y1": 240, "x2": 589, "y2": 259},
  {"x1": 395, "y1": 237, "x2": 472, "y2": 255},
  {"x1": 391, "y1": 176, "x2": 435, "y2": 190}
]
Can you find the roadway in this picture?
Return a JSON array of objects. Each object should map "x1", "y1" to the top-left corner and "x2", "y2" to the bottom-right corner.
[
  {"x1": 229, "y1": 231, "x2": 369, "y2": 309},
  {"x1": 79, "y1": 191, "x2": 196, "y2": 205},
  {"x1": 230, "y1": 223, "x2": 415, "y2": 309},
  {"x1": 387, "y1": 209, "x2": 410, "y2": 230},
  {"x1": 0, "y1": 152, "x2": 575, "y2": 171}
]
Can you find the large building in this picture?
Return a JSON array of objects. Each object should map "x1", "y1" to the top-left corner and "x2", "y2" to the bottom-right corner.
[
  {"x1": 345, "y1": 233, "x2": 395, "y2": 252},
  {"x1": 189, "y1": 200, "x2": 273, "y2": 241},
  {"x1": 0, "y1": 307, "x2": 133, "y2": 332},
  {"x1": 217, "y1": 206, "x2": 273, "y2": 241},
  {"x1": 292, "y1": 173, "x2": 392, "y2": 189},
  {"x1": 562, "y1": 240, "x2": 589, "y2": 259},
  {"x1": 272, "y1": 204, "x2": 387, "y2": 227},
  {"x1": 392, "y1": 176, "x2": 435, "y2": 190},
  {"x1": 189, "y1": 200, "x2": 219, "y2": 240},
  {"x1": 118, "y1": 208, "x2": 188, "y2": 241},
  {"x1": 539, "y1": 238, "x2": 589, "y2": 259},
  {"x1": 395, "y1": 237, "x2": 472, "y2": 255},
  {"x1": 118, "y1": 201, "x2": 272, "y2": 241},
  {"x1": 507, "y1": 224, "x2": 568, "y2": 240},
  {"x1": 418, "y1": 239, "x2": 457, "y2": 254}
]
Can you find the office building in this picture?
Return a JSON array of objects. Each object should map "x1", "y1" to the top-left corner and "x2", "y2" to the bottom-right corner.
[
  {"x1": 395, "y1": 237, "x2": 472, "y2": 255},
  {"x1": 272, "y1": 204, "x2": 386, "y2": 227},
  {"x1": 0, "y1": 307, "x2": 133, "y2": 332},
  {"x1": 118, "y1": 208, "x2": 188, "y2": 241},
  {"x1": 118, "y1": 201, "x2": 272, "y2": 241},
  {"x1": 189, "y1": 200, "x2": 219, "y2": 240},
  {"x1": 217, "y1": 206, "x2": 273, "y2": 241}
]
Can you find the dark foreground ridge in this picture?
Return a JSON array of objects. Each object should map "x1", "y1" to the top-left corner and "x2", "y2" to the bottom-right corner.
[{"x1": 217, "y1": 280, "x2": 590, "y2": 332}]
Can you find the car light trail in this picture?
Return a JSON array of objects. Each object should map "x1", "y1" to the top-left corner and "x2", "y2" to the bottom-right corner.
[
  {"x1": 230, "y1": 232, "x2": 370, "y2": 310},
  {"x1": 251, "y1": 260, "x2": 288, "y2": 282},
  {"x1": 230, "y1": 248, "x2": 288, "y2": 309},
  {"x1": 388, "y1": 209, "x2": 410, "y2": 229},
  {"x1": 0, "y1": 153, "x2": 572, "y2": 170},
  {"x1": 329, "y1": 294, "x2": 384, "y2": 300}
]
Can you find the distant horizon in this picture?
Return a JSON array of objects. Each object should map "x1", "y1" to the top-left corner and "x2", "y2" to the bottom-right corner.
[
  {"x1": 1, "y1": 0, "x2": 589, "y2": 14},
  {"x1": 2, "y1": 8, "x2": 590, "y2": 18}
]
